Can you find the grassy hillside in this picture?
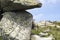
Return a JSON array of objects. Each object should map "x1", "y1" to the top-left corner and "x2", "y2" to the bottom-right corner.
[{"x1": 32, "y1": 21, "x2": 60, "y2": 40}]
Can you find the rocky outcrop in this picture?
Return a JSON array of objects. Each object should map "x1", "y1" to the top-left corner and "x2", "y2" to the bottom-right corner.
[
  {"x1": 0, "y1": 11, "x2": 33, "y2": 40},
  {"x1": 0, "y1": 0, "x2": 42, "y2": 40},
  {"x1": 0, "y1": 0, "x2": 42, "y2": 11}
]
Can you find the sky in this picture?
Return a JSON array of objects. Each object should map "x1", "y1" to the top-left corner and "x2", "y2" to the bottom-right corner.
[{"x1": 27, "y1": 0, "x2": 60, "y2": 22}]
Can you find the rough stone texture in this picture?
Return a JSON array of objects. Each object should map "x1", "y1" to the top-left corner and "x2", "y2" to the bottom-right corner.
[
  {"x1": 0, "y1": 0, "x2": 42, "y2": 11},
  {"x1": 0, "y1": 11, "x2": 33, "y2": 40}
]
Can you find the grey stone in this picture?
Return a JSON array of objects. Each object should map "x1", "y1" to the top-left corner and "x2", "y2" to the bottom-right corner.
[
  {"x1": 0, "y1": 0, "x2": 42, "y2": 11},
  {"x1": 31, "y1": 35, "x2": 53, "y2": 40},
  {"x1": 0, "y1": 11, "x2": 33, "y2": 40}
]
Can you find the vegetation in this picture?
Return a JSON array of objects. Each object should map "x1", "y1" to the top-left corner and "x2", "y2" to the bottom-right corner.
[
  {"x1": 31, "y1": 21, "x2": 60, "y2": 40},
  {"x1": 0, "y1": 36, "x2": 3, "y2": 40},
  {"x1": 53, "y1": 21, "x2": 60, "y2": 26},
  {"x1": 49, "y1": 26, "x2": 60, "y2": 40}
]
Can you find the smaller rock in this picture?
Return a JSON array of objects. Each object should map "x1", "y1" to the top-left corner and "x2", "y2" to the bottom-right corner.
[
  {"x1": 39, "y1": 32, "x2": 49, "y2": 37},
  {"x1": 31, "y1": 35, "x2": 53, "y2": 40},
  {"x1": 56, "y1": 25, "x2": 60, "y2": 28}
]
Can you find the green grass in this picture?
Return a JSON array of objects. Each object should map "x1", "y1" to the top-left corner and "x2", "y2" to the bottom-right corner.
[
  {"x1": 31, "y1": 29, "x2": 40, "y2": 35},
  {"x1": 49, "y1": 26, "x2": 60, "y2": 40},
  {"x1": 0, "y1": 36, "x2": 3, "y2": 40}
]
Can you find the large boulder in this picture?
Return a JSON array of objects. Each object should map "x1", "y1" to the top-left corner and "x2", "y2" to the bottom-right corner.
[
  {"x1": 0, "y1": 0, "x2": 42, "y2": 11},
  {"x1": 0, "y1": 11, "x2": 33, "y2": 40}
]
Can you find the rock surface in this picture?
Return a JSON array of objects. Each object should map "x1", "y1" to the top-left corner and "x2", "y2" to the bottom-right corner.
[
  {"x1": 0, "y1": 0, "x2": 42, "y2": 11},
  {"x1": 31, "y1": 35, "x2": 53, "y2": 40},
  {"x1": 0, "y1": 11, "x2": 33, "y2": 40}
]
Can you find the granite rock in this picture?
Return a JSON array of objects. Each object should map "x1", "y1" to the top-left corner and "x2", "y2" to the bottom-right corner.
[
  {"x1": 0, "y1": 11, "x2": 33, "y2": 40},
  {"x1": 31, "y1": 35, "x2": 53, "y2": 40},
  {"x1": 0, "y1": 0, "x2": 42, "y2": 11}
]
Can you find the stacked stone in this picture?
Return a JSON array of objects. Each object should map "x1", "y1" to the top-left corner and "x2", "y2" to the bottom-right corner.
[{"x1": 0, "y1": 0, "x2": 42, "y2": 40}]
